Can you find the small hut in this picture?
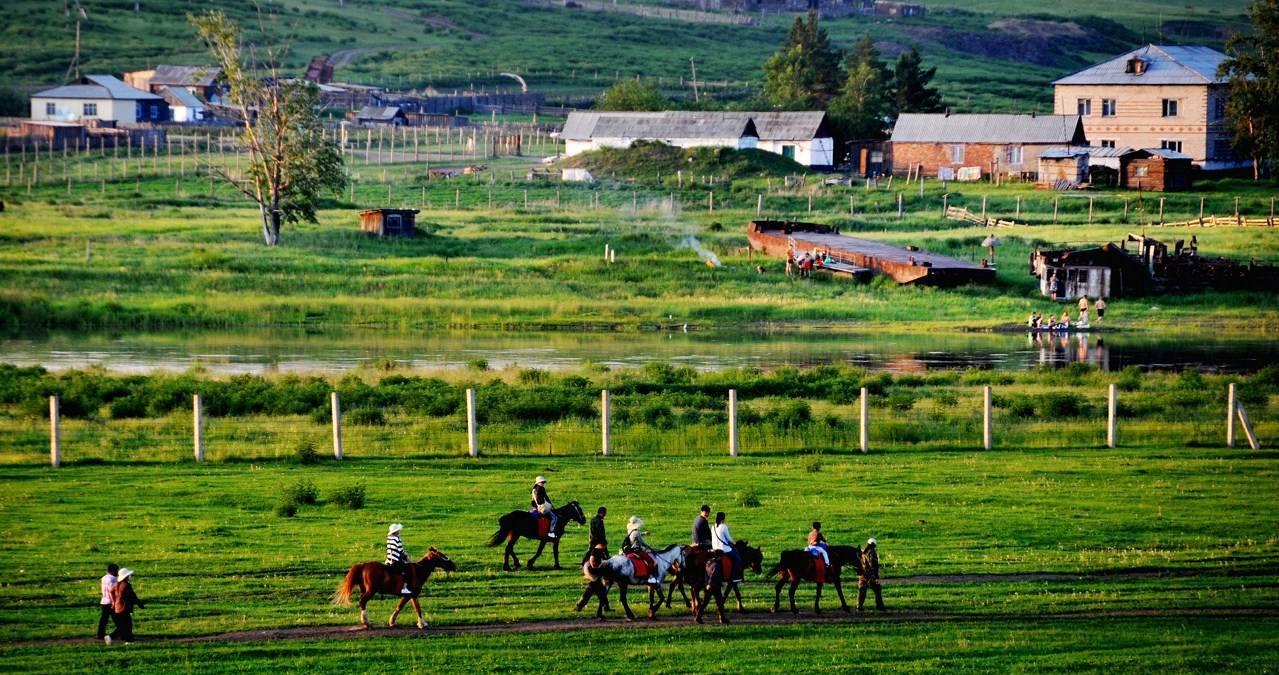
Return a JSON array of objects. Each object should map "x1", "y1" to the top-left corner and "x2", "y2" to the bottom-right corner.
[
  {"x1": 359, "y1": 208, "x2": 419, "y2": 237},
  {"x1": 1037, "y1": 147, "x2": 1089, "y2": 187},
  {"x1": 1123, "y1": 149, "x2": 1193, "y2": 192}
]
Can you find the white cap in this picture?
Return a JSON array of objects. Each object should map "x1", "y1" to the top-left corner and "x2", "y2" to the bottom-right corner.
[
  {"x1": 627, "y1": 516, "x2": 644, "y2": 532},
  {"x1": 535, "y1": 476, "x2": 547, "y2": 485},
  {"x1": 117, "y1": 568, "x2": 134, "y2": 581},
  {"x1": 388, "y1": 523, "x2": 403, "y2": 535},
  {"x1": 867, "y1": 538, "x2": 877, "y2": 546}
]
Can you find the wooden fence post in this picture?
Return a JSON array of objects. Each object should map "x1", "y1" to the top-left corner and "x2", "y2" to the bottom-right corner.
[
  {"x1": 466, "y1": 388, "x2": 479, "y2": 458},
  {"x1": 49, "y1": 395, "x2": 60, "y2": 468},
  {"x1": 601, "y1": 390, "x2": 611, "y2": 456},
  {"x1": 1053, "y1": 198, "x2": 1059, "y2": 224},
  {"x1": 1106, "y1": 384, "x2": 1117, "y2": 448},
  {"x1": 859, "y1": 387, "x2": 869, "y2": 453},
  {"x1": 982, "y1": 386, "x2": 992, "y2": 450},
  {"x1": 1226, "y1": 383, "x2": 1236, "y2": 448},
  {"x1": 193, "y1": 394, "x2": 204, "y2": 462},
  {"x1": 1236, "y1": 398, "x2": 1260, "y2": 450},
  {"x1": 728, "y1": 389, "x2": 738, "y2": 457},
  {"x1": 331, "y1": 392, "x2": 343, "y2": 460},
  {"x1": 897, "y1": 192, "x2": 904, "y2": 219}
]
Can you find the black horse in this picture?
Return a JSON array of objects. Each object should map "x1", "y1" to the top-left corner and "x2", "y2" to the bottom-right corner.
[
  {"x1": 487, "y1": 500, "x2": 585, "y2": 571},
  {"x1": 767, "y1": 544, "x2": 862, "y2": 614},
  {"x1": 665, "y1": 542, "x2": 764, "y2": 617}
]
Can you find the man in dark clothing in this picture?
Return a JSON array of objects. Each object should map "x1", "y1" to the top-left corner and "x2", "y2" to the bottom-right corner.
[
  {"x1": 857, "y1": 538, "x2": 885, "y2": 612},
  {"x1": 691, "y1": 504, "x2": 712, "y2": 549},
  {"x1": 581, "y1": 506, "x2": 608, "y2": 565},
  {"x1": 531, "y1": 476, "x2": 558, "y2": 538},
  {"x1": 98, "y1": 563, "x2": 119, "y2": 642},
  {"x1": 695, "y1": 551, "x2": 728, "y2": 624}
]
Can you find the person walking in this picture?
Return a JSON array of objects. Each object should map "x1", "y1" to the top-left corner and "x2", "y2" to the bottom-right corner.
[
  {"x1": 1095, "y1": 297, "x2": 1107, "y2": 324},
  {"x1": 107, "y1": 568, "x2": 144, "y2": 644},
  {"x1": 857, "y1": 538, "x2": 885, "y2": 612},
  {"x1": 691, "y1": 504, "x2": 712, "y2": 549},
  {"x1": 531, "y1": 476, "x2": 558, "y2": 539},
  {"x1": 385, "y1": 523, "x2": 415, "y2": 596},
  {"x1": 711, "y1": 512, "x2": 742, "y2": 583},
  {"x1": 581, "y1": 506, "x2": 608, "y2": 565},
  {"x1": 1078, "y1": 296, "x2": 1090, "y2": 326},
  {"x1": 97, "y1": 563, "x2": 118, "y2": 643}
]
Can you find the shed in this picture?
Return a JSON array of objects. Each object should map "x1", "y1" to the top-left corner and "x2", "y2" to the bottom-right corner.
[
  {"x1": 1124, "y1": 148, "x2": 1193, "y2": 192},
  {"x1": 358, "y1": 208, "x2": 419, "y2": 237},
  {"x1": 890, "y1": 113, "x2": 1087, "y2": 179},
  {"x1": 19, "y1": 121, "x2": 85, "y2": 150},
  {"x1": 1037, "y1": 147, "x2": 1089, "y2": 186},
  {"x1": 353, "y1": 105, "x2": 406, "y2": 127},
  {"x1": 159, "y1": 87, "x2": 206, "y2": 123}
]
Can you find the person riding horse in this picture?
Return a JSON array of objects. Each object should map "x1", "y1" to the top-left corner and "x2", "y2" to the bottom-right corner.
[
  {"x1": 385, "y1": 523, "x2": 415, "y2": 596},
  {"x1": 531, "y1": 476, "x2": 557, "y2": 539},
  {"x1": 691, "y1": 504, "x2": 711, "y2": 549},
  {"x1": 711, "y1": 511, "x2": 743, "y2": 583},
  {"x1": 621, "y1": 516, "x2": 658, "y2": 584},
  {"x1": 806, "y1": 521, "x2": 829, "y2": 566}
]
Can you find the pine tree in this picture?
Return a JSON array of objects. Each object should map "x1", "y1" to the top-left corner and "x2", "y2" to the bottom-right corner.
[
  {"x1": 762, "y1": 11, "x2": 844, "y2": 110},
  {"x1": 892, "y1": 47, "x2": 944, "y2": 114},
  {"x1": 828, "y1": 33, "x2": 893, "y2": 140}
]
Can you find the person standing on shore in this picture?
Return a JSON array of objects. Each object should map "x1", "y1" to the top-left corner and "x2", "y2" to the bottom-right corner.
[
  {"x1": 97, "y1": 563, "x2": 119, "y2": 642},
  {"x1": 1078, "y1": 296, "x2": 1090, "y2": 325},
  {"x1": 1096, "y1": 298, "x2": 1107, "y2": 324}
]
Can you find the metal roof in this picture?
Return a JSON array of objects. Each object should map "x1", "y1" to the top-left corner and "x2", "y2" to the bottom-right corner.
[
  {"x1": 890, "y1": 114, "x2": 1086, "y2": 144},
  {"x1": 159, "y1": 86, "x2": 204, "y2": 108},
  {"x1": 33, "y1": 75, "x2": 161, "y2": 101},
  {"x1": 356, "y1": 105, "x2": 403, "y2": 121},
  {"x1": 1134, "y1": 147, "x2": 1192, "y2": 160},
  {"x1": 562, "y1": 111, "x2": 830, "y2": 142},
  {"x1": 1053, "y1": 45, "x2": 1227, "y2": 86},
  {"x1": 1042, "y1": 145, "x2": 1137, "y2": 159},
  {"x1": 148, "y1": 65, "x2": 221, "y2": 87}
]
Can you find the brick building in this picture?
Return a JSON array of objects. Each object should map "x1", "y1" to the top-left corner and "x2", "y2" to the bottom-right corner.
[{"x1": 889, "y1": 113, "x2": 1086, "y2": 180}]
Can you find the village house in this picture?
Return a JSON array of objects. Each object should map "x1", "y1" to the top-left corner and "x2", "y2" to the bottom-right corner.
[
  {"x1": 124, "y1": 65, "x2": 223, "y2": 102},
  {"x1": 889, "y1": 113, "x2": 1086, "y2": 180},
  {"x1": 30, "y1": 75, "x2": 168, "y2": 125},
  {"x1": 159, "y1": 87, "x2": 206, "y2": 123},
  {"x1": 1053, "y1": 45, "x2": 1239, "y2": 170},
  {"x1": 1123, "y1": 148, "x2": 1194, "y2": 192},
  {"x1": 352, "y1": 105, "x2": 407, "y2": 127},
  {"x1": 561, "y1": 111, "x2": 835, "y2": 168}
]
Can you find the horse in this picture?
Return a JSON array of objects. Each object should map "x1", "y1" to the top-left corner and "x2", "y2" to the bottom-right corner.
[
  {"x1": 665, "y1": 542, "x2": 764, "y2": 618},
  {"x1": 333, "y1": 548, "x2": 456, "y2": 629},
  {"x1": 487, "y1": 500, "x2": 585, "y2": 571},
  {"x1": 578, "y1": 544, "x2": 684, "y2": 621},
  {"x1": 767, "y1": 544, "x2": 862, "y2": 614}
]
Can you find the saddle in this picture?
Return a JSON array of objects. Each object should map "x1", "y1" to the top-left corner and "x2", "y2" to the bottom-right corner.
[
  {"x1": 529, "y1": 509, "x2": 550, "y2": 538},
  {"x1": 810, "y1": 555, "x2": 827, "y2": 584},
  {"x1": 627, "y1": 551, "x2": 656, "y2": 579}
]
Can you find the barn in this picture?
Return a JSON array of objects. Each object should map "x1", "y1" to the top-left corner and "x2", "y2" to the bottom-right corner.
[
  {"x1": 890, "y1": 113, "x2": 1087, "y2": 180},
  {"x1": 359, "y1": 208, "x2": 419, "y2": 237},
  {"x1": 1123, "y1": 148, "x2": 1194, "y2": 192}
]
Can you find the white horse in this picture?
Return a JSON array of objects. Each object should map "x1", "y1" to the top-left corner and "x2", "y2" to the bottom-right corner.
[{"x1": 580, "y1": 545, "x2": 685, "y2": 621}]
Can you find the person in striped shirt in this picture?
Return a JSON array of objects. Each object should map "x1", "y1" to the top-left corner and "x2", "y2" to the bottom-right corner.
[{"x1": 385, "y1": 523, "x2": 414, "y2": 596}]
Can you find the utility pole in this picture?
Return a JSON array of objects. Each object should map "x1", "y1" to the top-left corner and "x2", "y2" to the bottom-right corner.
[{"x1": 64, "y1": 0, "x2": 87, "y2": 83}]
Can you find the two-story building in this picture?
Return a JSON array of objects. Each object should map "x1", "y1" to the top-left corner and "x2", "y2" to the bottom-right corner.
[{"x1": 1053, "y1": 45, "x2": 1240, "y2": 170}]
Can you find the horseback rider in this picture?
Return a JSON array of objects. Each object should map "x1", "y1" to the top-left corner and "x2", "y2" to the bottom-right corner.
[
  {"x1": 691, "y1": 504, "x2": 712, "y2": 549},
  {"x1": 622, "y1": 516, "x2": 659, "y2": 584},
  {"x1": 581, "y1": 506, "x2": 608, "y2": 565},
  {"x1": 857, "y1": 537, "x2": 885, "y2": 612},
  {"x1": 711, "y1": 511, "x2": 743, "y2": 583},
  {"x1": 805, "y1": 521, "x2": 830, "y2": 566},
  {"x1": 385, "y1": 523, "x2": 415, "y2": 596},
  {"x1": 530, "y1": 476, "x2": 558, "y2": 539}
]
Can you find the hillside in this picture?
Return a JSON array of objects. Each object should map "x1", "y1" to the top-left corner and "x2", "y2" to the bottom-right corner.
[{"x1": 0, "y1": 0, "x2": 1251, "y2": 112}]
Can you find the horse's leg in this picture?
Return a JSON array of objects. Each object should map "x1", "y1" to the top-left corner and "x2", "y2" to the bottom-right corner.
[
  {"x1": 620, "y1": 585, "x2": 637, "y2": 621},
  {"x1": 664, "y1": 577, "x2": 676, "y2": 608},
  {"x1": 834, "y1": 578, "x2": 851, "y2": 612},
  {"x1": 678, "y1": 578, "x2": 691, "y2": 607},
  {"x1": 788, "y1": 579, "x2": 799, "y2": 614},
  {"x1": 772, "y1": 576, "x2": 785, "y2": 614},
  {"x1": 410, "y1": 597, "x2": 426, "y2": 630},
  {"x1": 527, "y1": 539, "x2": 547, "y2": 570},
  {"x1": 389, "y1": 596, "x2": 408, "y2": 627},
  {"x1": 647, "y1": 584, "x2": 658, "y2": 619},
  {"x1": 731, "y1": 581, "x2": 745, "y2": 612},
  {"x1": 813, "y1": 582, "x2": 823, "y2": 614},
  {"x1": 358, "y1": 588, "x2": 376, "y2": 628},
  {"x1": 551, "y1": 539, "x2": 562, "y2": 570},
  {"x1": 714, "y1": 587, "x2": 727, "y2": 624},
  {"x1": 693, "y1": 586, "x2": 706, "y2": 623},
  {"x1": 503, "y1": 536, "x2": 516, "y2": 572}
]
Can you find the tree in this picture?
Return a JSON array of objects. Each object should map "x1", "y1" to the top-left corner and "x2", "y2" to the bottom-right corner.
[
  {"x1": 597, "y1": 78, "x2": 669, "y2": 111},
  {"x1": 1219, "y1": 0, "x2": 1279, "y2": 180},
  {"x1": 762, "y1": 11, "x2": 843, "y2": 110},
  {"x1": 190, "y1": 10, "x2": 345, "y2": 246},
  {"x1": 892, "y1": 47, "x2": 944, "y2": 114},
  {"x1": 828, "y1": 33, "x2": 893, "y2": 140}
]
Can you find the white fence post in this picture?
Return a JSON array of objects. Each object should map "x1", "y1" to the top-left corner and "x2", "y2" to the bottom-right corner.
[
  {"x1": 601, "y1": 390, "x2": 611, "y2": 456},
  {"x1": 49, "y1": 395, "x2": 60, "y2": 468},
  {"x1": 1106, "y1": 384, "x2": 1117, "y2": 449},
  {"x1": 466, "y1": 388, "x2": 479, "y2": 457},
  {"x1": 193, "y1": 394, "x2": 204, "y2": 462},
  {"x1": 859, "y1": 387, "x2": 869, "y2": 453},
  {"x1": 982, "y1": 386, "x2": 992, "y2": 450},
  {"x1": 331, "y1": 392, "x2": 343, "y2": 460},
  {"x1": 1226, "y1": 383, "x2": 1236, "y2": 448},
  {"x1": 728, "y1": 389, "x2": 738, "y2": 457}
]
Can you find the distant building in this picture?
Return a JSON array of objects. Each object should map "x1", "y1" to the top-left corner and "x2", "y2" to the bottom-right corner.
[
  {"x1": 889, "y1": 113, "x2": 1086, "y2": 179},
  {"x1": 159, "y1": 87, "x2": 206, "y2": 123},
  {"x1": 1053, "y1": 45, "x2": 1240, "y2": 170},
  {"x1": 352, "y1": 105, "x2": 407, "y2": 127},
  {"x1": 124, "y1": 65, "x2": 223, "y2": 102},
  {"x1": 1123, "y1": 148, "x2": 1194, "y2": 192},
  {"x1": 31, "y1": 75, "x2": 168, "y2": 124},
  {"x1": 358, "y1": 208, "x2": 419, "y2": 237}
]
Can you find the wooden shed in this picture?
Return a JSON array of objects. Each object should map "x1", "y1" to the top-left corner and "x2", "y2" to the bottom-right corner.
[
  {"x1": 1037, "y1": 147, "x2": 1090, "y2": 187},
  {"x1": 1123, "y1": 148, "x2": 1194, "y2": 192},
  {"x1": 359, "y1": 208, "x2": 419, "y2": 237}
]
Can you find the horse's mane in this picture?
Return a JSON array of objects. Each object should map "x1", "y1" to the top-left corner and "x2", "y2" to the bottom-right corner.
[{"x1": 654, "y1": 544, "x2": 681, "y2": 555}]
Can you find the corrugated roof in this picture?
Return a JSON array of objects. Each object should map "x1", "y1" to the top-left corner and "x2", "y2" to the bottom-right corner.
[
  {"x1": 33, "y1": 75, "x2": 160, "y2": 101},
  {"x1": 1053, "y1": 45, "x2": 1227, "y2": 86},
  {"x1": 159, "y1": 86, "x2": 203, "y2": 108},
  {"x1": 356, "y1": 105, "x2": 403, "y2": 121},
  {"x1": 563, "y1": 111, "x2": 830, "y2": 142},
  {"x1": 149, "y1": 65, "x2": 220, "y2": 87},
  {"x1": 1135, "y1": 147, "x2": 1192, "y2": 160},
  {"x1": 1042, "y1": 145, "x2": 1137, "y2": 159},
  {"x1": 738, "y1": 111, "x2": 830, "y2": 141},
  {"x1": 890, "y1": 114, "x2": 1085, "y2": 144}
]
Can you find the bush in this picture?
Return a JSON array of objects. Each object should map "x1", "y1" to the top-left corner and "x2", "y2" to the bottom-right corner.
[
  {"x1": 346, "y1": 407, "x2": 386, "y2": 426},
  {"x1": 466, "y1": 358, "x2": 490, "y2": 371},
  {"x1": 1116, "y1": 366, "x2": 1144, "y2": 392},
  {"x1": 329, "y1": 484, "x2": 366, "y2": 510},
  {"x1": 766, "y1": 400, "x2": 812, "y2": 429},
  {"x1": 275, "y1": 500, "x2": 298, "y2": 518},
  {"x1": 1038, "y1": 393, "x2": 1088, "y2": 419},
  {"x1": 887, "y1": 392, "x2": 916, "y2": 412},
  {"x1": 735, "y1": 489, "x2": 761, "y2": 508},
  {"x1": 804, "y1": 457, "x2": 823, "y2": 473},
  {"x1": 283, "y1": 479, "x2": 319, "y2": 506},
  {"x1": 294, "y1": 439, "x2": 320, "y2": 465}
]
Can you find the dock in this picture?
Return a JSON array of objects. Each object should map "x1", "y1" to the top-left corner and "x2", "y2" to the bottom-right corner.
[{"x1": 747, "y1": 220, "x2": 997, "y2": 287}]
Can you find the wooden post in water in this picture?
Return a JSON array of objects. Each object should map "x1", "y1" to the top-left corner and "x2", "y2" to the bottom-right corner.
[
  {"x1": 49, "y1": 395, "x2": 60, "y2": 468},
  {"x1": 600, "y1": 390, "x2": 611, "y2": 456},
  {"x1": 728, "y1": 389, "x2": 738, "y2": 457},
  {"x1": 859, "y1": 387, "x2": 869, "y2": 453},
  {"x1": 331, "y1": 392, "x2": 343, "y2": 460},
  {"x1": 1106, "y1": 384, "x2": 1117, "y2": 449},
  {"x1": 982, "y1": 386, "x2": 992, "y2": 450},
  {"x1": 193, "y1": 394, "x2": 204, "y2": 462},
  {"x1": 466, "y1": 388, "x2": 479, "y2": 457}
]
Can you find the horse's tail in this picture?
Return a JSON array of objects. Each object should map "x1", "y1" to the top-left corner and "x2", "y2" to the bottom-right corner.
[
  {"x1": 487, "y1": 515, "x2": 512, "y2": 547},
  {"x1": 333, "y1": 564, "x2": 363, "y2": 606}
]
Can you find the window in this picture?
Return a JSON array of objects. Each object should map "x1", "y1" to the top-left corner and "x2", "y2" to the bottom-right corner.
[
  {"x1": 1160, "y1": 140, "x2": 1183, "y2": 153},
  {"x1": 1212, "y1": 138, "x2": 1234, "y2": 159},
  {"x1": 950, "y1": 144, "x2": 965, "y2": 164},
  {"x1": 1076, "y1": 98, "x2": 1091, "y2": 116},
  {"x1": 781, "y1": 145, "x2": 795, "y2": 160},
  {"x1": 1004, "y1": 145, "x2": 1024, "y2": 165},
  {"x1": 82, "y1": 102, "x2": 97, "y2": 116},
  {"x1": 1134, "y1": 165, "x2": 1149, "y2": 177},
  {"x1": 1214, "y1": 97, "x2": 1227, "y2": 122},
  {"x1": 1099, "y1": 140, "x2": 1117, "y2": 149},
  {"x1": 44, "y1": 102, "x2": 56, "y2": 116},
  {"x1": 1162, "y1": 99, "x2": 1179, "y2": 117},
  {"x1": 1101, "y1": 99, "x2": 1117, "y2": 117},
  {"x1": 149, "y1": 104, "x2": 160, "y2": 121}
]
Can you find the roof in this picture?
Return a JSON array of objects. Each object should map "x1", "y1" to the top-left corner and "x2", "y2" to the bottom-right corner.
[
  {"x1": 738, "y1": 111, "x2": 831, "y2": 141},
  {"x1": 1042, "y1": 145, "x2": 1138, "y2": 159},
  {"x1": 563, "y1": 111, "x2": 763, "y2": 141},
  {"x1": 355, "y1": 105, "x2": 403, "y2": 121},
  {"x1": 148, "y1": 65, "x2": 221, "y2": 87},
  {"x1": 33, "y1": 75, "x2": 161, "y2": 101},
  {"x1": 359, "y1": 208, "x2": 419, "y2": 215},
  {"x1": 1132, "y1": 147, "x2": 1192, "y2": 160},
  {"x1": 159, "y1": 86, "x2": 204, "y2": 108},
  {"x1": 891, "y1": 113, "x2": 1086, "y2": 144},
  {"x1": 1054, "y1": 45, "x2": 1227, "y2": 86},
  {"x1": 1040, "y1": 147, "x2": 1090, "y2": 159}
]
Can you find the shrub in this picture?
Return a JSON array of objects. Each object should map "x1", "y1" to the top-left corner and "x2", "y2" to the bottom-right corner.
[
  {"x1": 294, "y1": 439, "x2": 320, "y2": 465},
  {"x1": 887, "y1": 392, "x2": 916, "y2": 412},
  {"x1": 329, "y1": 484, "x2": 366, "y2": 510},
  {"x1": 347, "y1": 407, "x2": 386, "y2": 426},
  {"x1": 516, "y1": 368, "x2": 548, "y2": 385},
  {"x1": 1038, "y1": 393, "x2": 1088, "y2": 419},
  {"x1": 466, "y1": 358, "x2": 490, "y2": 371},
  {"x1": 804, "y1": 457, "x2": 822, "y2": 473},
  {"x1": 275, "y1": 500, "x2": 298, "y2": 518},
  {"x1": 1116, "y1": 366, "x2": 1143, "y2": 392},
  {"x1": 766, "y1": 400, "x2": 812, "y2": 429},
  {"x1": 283, "y1": 479, "x2": 319, "y2": 506},
  {"x1": 735, "y1": 489, "x2": 761, "y2": 508}
]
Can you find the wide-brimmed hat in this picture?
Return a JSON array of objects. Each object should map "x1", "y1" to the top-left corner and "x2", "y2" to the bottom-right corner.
[
  {"x1": 117, "y1": 568, "x2": 134, "y2": 581},
  {"x1": 627, "y1": 516, "x2": 644, "y2": 532},
  {"x1": 388, "y1": 523, "x2": 404, "y2": 535},
  {"x1": 866, "y1": 538, "x2": 877, "y2": 546},
  {"x1": 534, "y1": 476, "x2": 547, "y2": 485}
]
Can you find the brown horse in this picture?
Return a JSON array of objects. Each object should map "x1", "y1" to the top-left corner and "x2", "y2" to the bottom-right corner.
[
  {"x1": 665, "y1": 542, "x2": 763, "y2": 618},
  {"x1": 767, "y1": 544, "x2": 862, "y2": 614},
  {"x1": 333, "y1": 548, "x2": 456, "y2": 629}
]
